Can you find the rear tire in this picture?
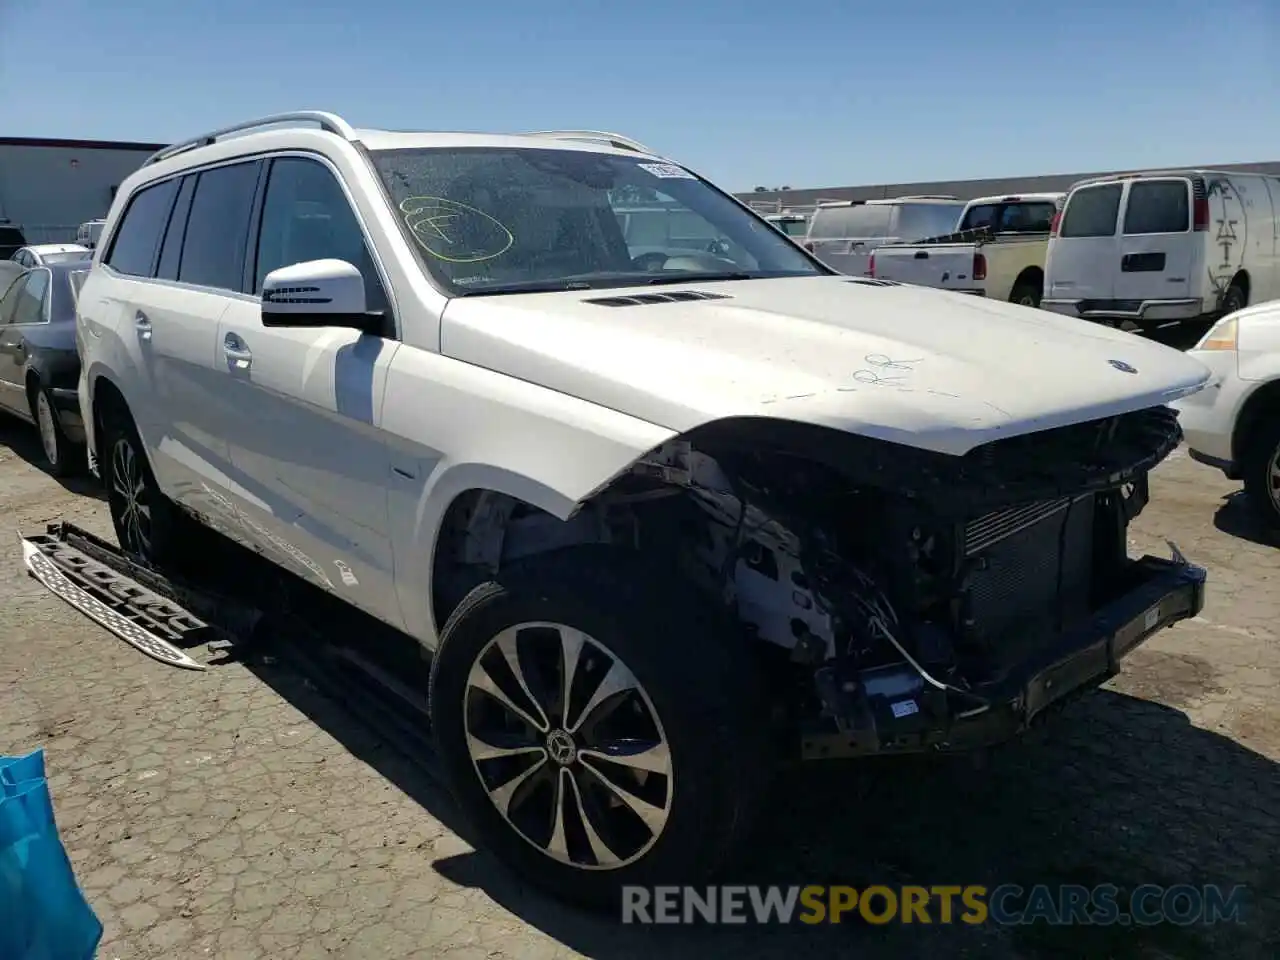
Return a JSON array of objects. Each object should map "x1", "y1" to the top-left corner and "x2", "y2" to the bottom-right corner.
[
  {"x1": 1241, "y1": 415, "x2": 1280, "y2": 532},
  {"x1": 1009, "y1": 280, "x2": 1041, "y2": 309},
  {"x1": 30, "y1": 385, "x2": 82, "y2": 478},
  {"x1": 100, "y1": 403, "x2": 190, "y2": 568},
  {"x1": 428, "y1": 546, "x2": 773, "y2": 912},
  {"x1": 1221, "y1": 282, "x2": 1247, "y2": 317}
]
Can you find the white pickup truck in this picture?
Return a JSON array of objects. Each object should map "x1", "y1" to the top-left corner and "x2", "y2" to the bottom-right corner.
[{"x1": 870, "y1": 193, "x2": 1063, "y2": 307}]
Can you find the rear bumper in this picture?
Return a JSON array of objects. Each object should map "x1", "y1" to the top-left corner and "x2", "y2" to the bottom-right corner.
[
  {"x1": 801, "y1": 550, "x2": 1206, "y2": 759},
  {"x1": 1041, "y1": 297, "x2": 1206, "y2": 323}
]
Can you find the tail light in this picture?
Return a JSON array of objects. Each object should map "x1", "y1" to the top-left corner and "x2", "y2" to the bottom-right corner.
[
  {"x1": 1193, "y1": 197, "x2": 1209, "y2": 232},
  {"x1": 1049, "y1": 211, "x2": 1062, "y2": 236},
  {"x1": 868, "y1": 252, "x2": 876, "y2": 277},
  {"x1": 972, "y1": 252, "x2": 987, "y2": 281}
]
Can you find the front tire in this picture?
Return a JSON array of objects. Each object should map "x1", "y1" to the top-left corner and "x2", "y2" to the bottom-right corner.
[
  {"x1": 428, "y1": 547, "x2": 771, "y2": 911},
  {"x1": 1241, "y1": 415, "x2": 1280, "y2": 532}
]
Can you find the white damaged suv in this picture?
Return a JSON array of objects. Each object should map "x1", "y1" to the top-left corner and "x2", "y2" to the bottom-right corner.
[{"x1": 76, "y1": 112, "x2": 1212, "y2": 908}]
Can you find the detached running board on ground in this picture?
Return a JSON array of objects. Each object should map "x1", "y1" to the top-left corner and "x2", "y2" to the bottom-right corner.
[
  {"x1": 19, "y1": 523, "x2": 238, "y2": 670},
  {"x1": 19, "y1": 521, "x2": 438, "y2": 772}
]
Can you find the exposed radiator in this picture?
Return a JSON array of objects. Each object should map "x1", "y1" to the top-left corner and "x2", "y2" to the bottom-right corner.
[{"x1": 963, "y1": 495, "x2": 1096, "y2": 660}]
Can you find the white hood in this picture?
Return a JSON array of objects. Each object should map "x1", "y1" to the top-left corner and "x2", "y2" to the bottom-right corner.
[{"x1": 441, "y1": 275, "x2": 1211, "y2": 456}]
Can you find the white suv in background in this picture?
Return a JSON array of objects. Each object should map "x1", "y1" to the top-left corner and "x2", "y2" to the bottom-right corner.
[
  {"x1": 76, "y1": 111, "x2": 1212, "y2": 909},
  {"x1": 1173, "y1": 299, "x2": 1280, "y2": 528}
]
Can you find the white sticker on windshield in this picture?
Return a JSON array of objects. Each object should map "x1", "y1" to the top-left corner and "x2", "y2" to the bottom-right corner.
[{"x1": 638, "y1": 162, "x2": 695, "y2": 180}]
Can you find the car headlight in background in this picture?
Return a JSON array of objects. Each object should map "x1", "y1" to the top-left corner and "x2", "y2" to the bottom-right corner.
[{"x1": 1196, "y1": 315, "x2": 1238, "y2": 352}]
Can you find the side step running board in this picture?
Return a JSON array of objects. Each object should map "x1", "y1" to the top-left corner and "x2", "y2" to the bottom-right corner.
[
  {"x1": 20, "y1": 522, "x2": 256, "y2": 671},
  {"x1": 20, "y1": 521, "x2": 439, "y2": 775}
]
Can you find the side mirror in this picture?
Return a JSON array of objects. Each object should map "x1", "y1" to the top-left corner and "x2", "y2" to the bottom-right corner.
[{"x1": 260, "y1": 259, "x2": 384, "y2": 335}]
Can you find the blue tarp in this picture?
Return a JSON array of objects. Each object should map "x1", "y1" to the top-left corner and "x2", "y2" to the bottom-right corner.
[{"x1": 0, "y1": 750, "x2": 103, "y2": 960}]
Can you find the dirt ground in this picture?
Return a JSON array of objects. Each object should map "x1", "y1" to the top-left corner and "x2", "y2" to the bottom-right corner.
[{"x1": 1, "y1": 416, "x2": 1277, "y2": 960}]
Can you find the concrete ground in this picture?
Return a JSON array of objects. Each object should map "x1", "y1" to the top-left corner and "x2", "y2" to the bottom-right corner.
[{"x1": 1, "y1": 416, "x2": 1277, "y2": 959}]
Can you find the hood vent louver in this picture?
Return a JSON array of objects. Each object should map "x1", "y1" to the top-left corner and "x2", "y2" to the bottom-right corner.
[
  {"x1": 845, "y1": 277, "x2": 902, "y2": 288},
  {"x1": 585, "y1": 290, "x2": 732, "y2": 307}
]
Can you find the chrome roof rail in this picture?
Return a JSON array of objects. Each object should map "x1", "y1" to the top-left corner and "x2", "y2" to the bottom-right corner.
[
  {"x1": 143, "y1": 111, "x2": 358, "y2": 167},
  {"x1": 524, "y1": 130, "x2": 654, "y2": 154}
]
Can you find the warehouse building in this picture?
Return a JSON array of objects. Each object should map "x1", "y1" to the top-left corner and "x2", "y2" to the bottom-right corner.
[
  {"x1": 0, "y1": 136, "x2": 164, "y2": 244},
  {"x1": 736, "y1": 160, "x2": 1280, "y2": 214}
]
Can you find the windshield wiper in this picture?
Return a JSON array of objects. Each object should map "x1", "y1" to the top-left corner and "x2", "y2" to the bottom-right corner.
[
  {"x1": 452, "y1": 270, "x2": 764, "y2": 298},
  {"x1": 454, "y1": 280, "x2": 595, "y2": 297},
  {"x1": 640, "y1": 271, "x2": 755, "y2": 285}
]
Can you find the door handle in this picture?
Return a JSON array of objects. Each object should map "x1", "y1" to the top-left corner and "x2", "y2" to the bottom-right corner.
[
  {"x1": 223, "y1": 333, "x2": 252, "y2": 369},
  {"x1": 134, "y1": 311, "x2": 153, "y2": 342},
  {"x1": 914, "y1": 251, "x2": 930, "y2": 260}
]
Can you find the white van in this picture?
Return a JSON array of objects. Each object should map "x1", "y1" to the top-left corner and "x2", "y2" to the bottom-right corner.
[
  {"x1": 1042, "y1": 170, "x2": 1280, "y2": 330},
  {"x1": 803, "y1": 196, "x2": 967, "y2": 276}
]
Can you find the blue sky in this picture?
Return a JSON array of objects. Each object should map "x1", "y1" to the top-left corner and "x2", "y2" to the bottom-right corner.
[{"x1": 2, "y1": 0, "x2": 1276, "y2": 191}]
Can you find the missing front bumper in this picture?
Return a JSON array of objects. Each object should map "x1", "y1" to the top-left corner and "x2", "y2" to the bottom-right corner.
[{"x1": 800, "y1": 549, "x2": 1207, "y2": 760}]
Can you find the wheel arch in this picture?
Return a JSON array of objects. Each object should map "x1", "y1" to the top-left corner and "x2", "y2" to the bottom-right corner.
[
  {"x1": 1229, "y1": 269, "x2": 1251, "y2": 302},
  {"x1": 86, "y1": 370, "x2": 148, "y2": 477},
  {"x1": 89, "y1": 370, "x2": 130, "y2": 437},
  {"x1": 407, "y1": 429, "x2": 680, "y2": 649},
  {"x1": 1012, "y1": 264, "x2": 1044, "y2": 292},
  {"x1": 414, "y1": 415, "x2": 896, "y2": 652},
  {"x1": 1232, "y1": 377, "x2": 1280, "y2": 464}
]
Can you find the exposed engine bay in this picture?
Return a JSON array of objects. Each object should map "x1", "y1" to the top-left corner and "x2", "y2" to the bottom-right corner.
[{"x1": 440, "y1": 404, "x2": 1192, "y2": 759}]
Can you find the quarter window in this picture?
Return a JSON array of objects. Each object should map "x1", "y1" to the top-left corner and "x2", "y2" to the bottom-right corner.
[
  {"x1": 104, "y1": 178, "x2": 180, "y2": 276},
  {"x1": 178, "y1": 161, "x2": 262, "y2": 291}
]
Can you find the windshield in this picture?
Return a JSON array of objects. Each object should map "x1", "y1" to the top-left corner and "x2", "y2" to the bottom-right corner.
[
  {"x1": 369, "y1": 147, "x2": 826, "y2": 295},
  {"x1": 774, "y1": 218, "x2": 808, "y2": 237}
]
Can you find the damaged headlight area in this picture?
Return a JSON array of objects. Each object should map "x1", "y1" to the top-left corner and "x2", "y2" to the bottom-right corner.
[{"x1": 611, "y1": 405, "x2": 1203, "y2": 759}]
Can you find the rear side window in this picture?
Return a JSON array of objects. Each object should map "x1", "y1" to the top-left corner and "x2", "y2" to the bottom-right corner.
[
  {"x1": 1059, "y1": 184, "x2": 1122, "y2": 238},
  {"x1": 104, "y1": 178, "x2": 180, "y2": 276},
  {"x1": 811, "y1": 204, "x2": 899, "y2": 239},
  {"x1": 806, "y1": 206, "x2": 854, "y2": 239},
  {"x1": 178, "y1": 161, "x2": 262, "y2": 291},
  {"x1": 809, "y1": 204, "x2": 893, "y2": 239},
  {"x1": 894, "y1": 203, "x2": 962, "y2": 239},
  {"x1": 1123, "y1": 180, "x2": 1190, "y2": 234}
]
